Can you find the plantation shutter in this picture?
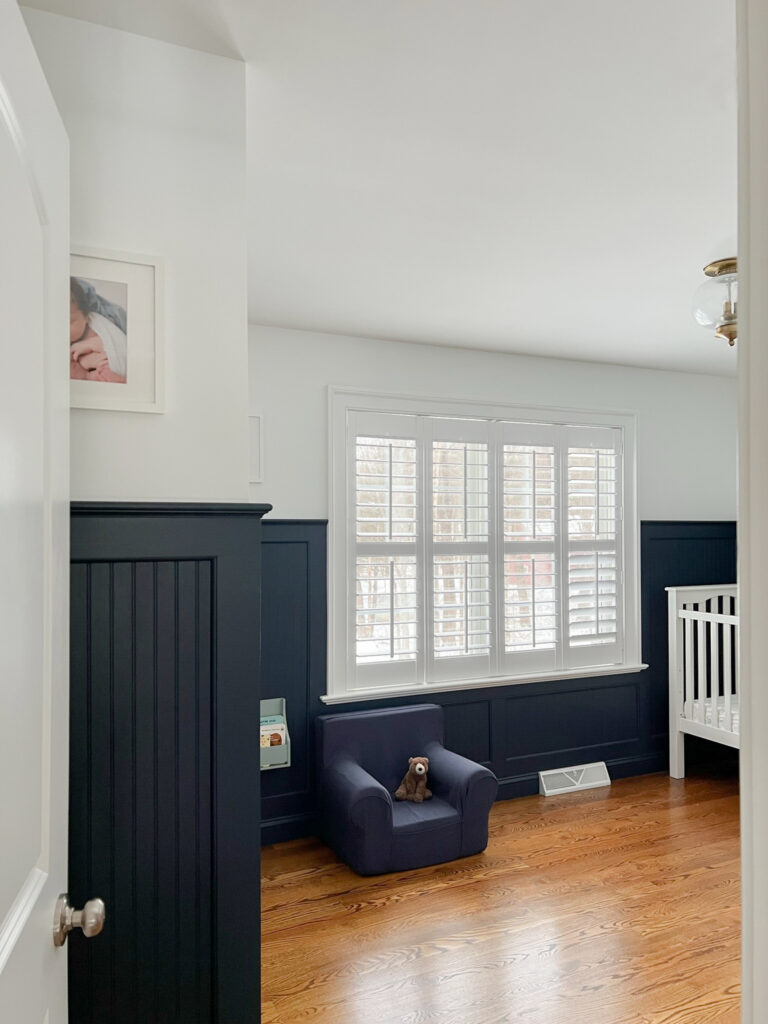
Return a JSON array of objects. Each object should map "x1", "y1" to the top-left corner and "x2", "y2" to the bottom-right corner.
[
  {"x1": 344, "y1": 408, "x2": 626, "y2": 693},
  {"x1": 425, "y1": 418, "x2": 492, "y2": 682},
  {"x1": 562, "y1": 425, "x2": 623, "y2": 668},
  {"x1": 349, "y1": 411, "x2": 421, "y2": 689},
  {"x1": 497, "y1": 423, "x2": 559, "y2": 675}
]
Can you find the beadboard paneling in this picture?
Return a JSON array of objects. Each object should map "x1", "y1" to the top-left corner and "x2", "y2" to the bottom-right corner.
[{"x1": 70, "y1": 559, "x2": 215, "y2": 1022}]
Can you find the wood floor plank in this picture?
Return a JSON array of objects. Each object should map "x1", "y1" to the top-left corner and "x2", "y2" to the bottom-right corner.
[{"x1": 262, "y1": 772, "x2": 740, "y2": 1024}]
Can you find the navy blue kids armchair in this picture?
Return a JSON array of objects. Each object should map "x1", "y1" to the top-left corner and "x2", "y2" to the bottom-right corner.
[{"x1": 316, "y1": 704, "x2": 498, "y2": 875}]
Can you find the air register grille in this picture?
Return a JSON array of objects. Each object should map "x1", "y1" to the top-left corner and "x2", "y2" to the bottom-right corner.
[{"x1": 538, "y1": 761, "x2": 611, "y2": 796}]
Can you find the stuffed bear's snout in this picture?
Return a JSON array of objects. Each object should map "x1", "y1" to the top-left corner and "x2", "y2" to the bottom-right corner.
[{"x1": 415, "y1": 763, "x2": 425, "y2": 774}]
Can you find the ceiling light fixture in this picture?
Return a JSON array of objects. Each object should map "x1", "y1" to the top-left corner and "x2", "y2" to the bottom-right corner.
[{"x1": 693, "y1": 258, "x2": 738, "y2": 346}]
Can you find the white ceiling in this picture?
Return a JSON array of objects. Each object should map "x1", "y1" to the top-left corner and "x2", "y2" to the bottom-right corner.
[
  {"x1": 23, "y1": 0, "x2": 241, "y2": 57},
  {"x1": 25, "y1": 0, "x2": 738, "y2": 375}
]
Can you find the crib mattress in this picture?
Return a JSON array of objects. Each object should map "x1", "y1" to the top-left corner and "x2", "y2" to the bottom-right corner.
[{"x1": 684, "y1": 696, "x2": 740, "y2": 734}]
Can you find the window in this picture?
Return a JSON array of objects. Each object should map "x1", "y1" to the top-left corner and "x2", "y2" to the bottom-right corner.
[{"x1": 329, "y1": 389, "x2": 641, "y2": 701}]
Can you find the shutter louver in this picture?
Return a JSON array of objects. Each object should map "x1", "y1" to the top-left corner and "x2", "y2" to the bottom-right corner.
[
  {"x1": 567, "y1": 447, "x2": 617, "y2": 541},
  {"x1": 356, "y1": 436, "x2": 416, "y2": 542},
  {"x1": 503, "y1": 445, "x2": 555, "y2": 542},
  {"x1": 567, "y1": 550, "x2": 618, "y2": 646},
  {"x1": 504, "y1": 553, "x2": 557, "y2": 651},
  {"x1": 353, "y1": 431, "x2": 419, "y2": 684},
  {"x1": 433, "y1": 555, "x2": 490, "y2": 657},
  {"x1": 432, "y1": 441, "x2": 488, "y2": 542},
  {"x1": 566, "y1": 443, "x2": 621, "y2": 658},
  {"x1": 429, "y1": 435, "x2": 491, "y2": 678},
  {"x1": 355, "y1": 555, "x2": 418, "y2": 663},
  {"x1": 502, "y1": 445, "x2": 558, "y2": 656}
]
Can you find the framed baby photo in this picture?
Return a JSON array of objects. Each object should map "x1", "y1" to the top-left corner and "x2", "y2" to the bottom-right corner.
[{"x1": 70, "y1": 247, "x2": 164, "y2": 413}]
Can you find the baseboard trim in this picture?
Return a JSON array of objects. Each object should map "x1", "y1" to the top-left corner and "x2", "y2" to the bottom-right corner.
[
  {"x1": 260, "y1": 752, "x2": 669, "y2": 846},
  {"x1": 496, "y1": 751, "x2": 667, "y2": 800},
  {"x1": 261, "y1": 811, "x2": 317, "y2": 846}
]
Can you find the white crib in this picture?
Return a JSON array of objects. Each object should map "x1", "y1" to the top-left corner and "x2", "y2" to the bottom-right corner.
[{"x1": 667, "y1": 584, "x2": 739, "y2": 778}]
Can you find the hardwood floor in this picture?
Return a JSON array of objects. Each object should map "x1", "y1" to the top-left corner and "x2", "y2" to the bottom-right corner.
[{"x1": 261, "y1": 772, "x2": 740, "y2": 1024}]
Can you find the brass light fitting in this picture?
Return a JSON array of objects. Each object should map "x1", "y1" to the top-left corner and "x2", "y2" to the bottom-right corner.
[
  {"x1": 703, "y1": 258, "x2": 738, "y2": 277},
  {"x1": 694, "y1": 258, "x2": 738, "y2": 346}
]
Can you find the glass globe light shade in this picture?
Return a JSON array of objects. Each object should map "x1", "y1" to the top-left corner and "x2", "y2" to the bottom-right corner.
[{"x1": 693, "y1": 272, "x2": 738, "y2": 330}]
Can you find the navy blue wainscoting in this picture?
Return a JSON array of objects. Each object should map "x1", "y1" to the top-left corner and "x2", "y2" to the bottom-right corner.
[
  {"x1": 70, "y1": 503, "x2": 270, "y2": 1024},
  {"x1": 260, "y1": 520, "x2": 328, "y2": 841},
  {"x1": 260, "y1": 519, "x2": 737, "y2": 845},
  {"x1": 641, "y1": 520, "x2": 738, "y2": 767}
]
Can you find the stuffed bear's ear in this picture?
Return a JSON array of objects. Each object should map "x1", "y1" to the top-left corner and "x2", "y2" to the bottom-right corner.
[{"x1": 408, "y1": 757, "x2": 414, "y2": 763}]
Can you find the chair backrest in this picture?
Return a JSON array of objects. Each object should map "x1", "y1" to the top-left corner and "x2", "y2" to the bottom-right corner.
[{"x1": 317, "y1": 704, "x2": 444, "y2": 792}]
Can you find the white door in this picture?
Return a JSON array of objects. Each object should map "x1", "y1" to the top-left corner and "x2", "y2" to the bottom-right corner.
[{"x1": 0, "y1": 2, "x2": 71, "y2": 1021}]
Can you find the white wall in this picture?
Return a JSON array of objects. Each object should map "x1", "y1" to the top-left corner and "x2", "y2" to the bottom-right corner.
[
  {"x1": 249, "y1": 324, "x2": 738, "y2": 521},
  {"x1": 24, "y1": 8, "x2": 250, "y2": 502}
]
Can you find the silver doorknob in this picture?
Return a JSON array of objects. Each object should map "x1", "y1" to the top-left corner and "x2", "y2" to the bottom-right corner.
[{"x1": 53, "y1": 894, "x2": 106, "y2": 947}]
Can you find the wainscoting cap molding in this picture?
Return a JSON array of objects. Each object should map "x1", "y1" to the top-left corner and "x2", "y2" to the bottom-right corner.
[
  {"x1": 71, "y1": 501, "x2": 273, "y2": 517},
  {"x1": 320, "y1": 663, "x2": 649, "y2": 704},
  {"x1": 265, "y1": 518, "x2": 329, "y2": 526},
  {"x1": 641, "y1": 520, "x2": 737, "y2": 528}
]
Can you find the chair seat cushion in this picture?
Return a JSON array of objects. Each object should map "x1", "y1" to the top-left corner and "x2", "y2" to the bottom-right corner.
[
  {"x1": 392, "y1": 796, "x2": 460, "y2": 834},
  {"x1": 391, "y1": 796, "x2": 462, "y2": 870}
]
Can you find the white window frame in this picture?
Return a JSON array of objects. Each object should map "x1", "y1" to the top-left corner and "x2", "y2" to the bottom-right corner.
[{"x1": 325, "y1": 386, "x2": 645, "y2": 704}]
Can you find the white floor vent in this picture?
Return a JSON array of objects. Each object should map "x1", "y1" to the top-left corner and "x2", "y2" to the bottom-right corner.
[{"x1": 538, "y1": 761, "x2": 611, "y2": 796}]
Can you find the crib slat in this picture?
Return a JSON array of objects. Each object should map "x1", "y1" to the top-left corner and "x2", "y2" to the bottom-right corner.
[
  {"x1": 734, "y1": 596, "x2": 740, "y2": 737},
  {"x1": 684, "y1": 612, "x2": 694, "y2": 719},
  {"x1": 734, "y1": 594, "x2": 740, "y2": 706},
  {"x1": 723, "y1": 616, "x2": 733, "y2": 733},
  {"x1": 696, "y1": 606, "x2": 707, "y2": 725},
  {"x1": 710, "y1": 602, "x2": 720, "y2": 728}
]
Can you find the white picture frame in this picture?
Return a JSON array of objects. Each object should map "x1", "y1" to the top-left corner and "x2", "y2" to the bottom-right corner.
[{"x1": 70, "y1": 246, "x2": 164, "y2": 413}]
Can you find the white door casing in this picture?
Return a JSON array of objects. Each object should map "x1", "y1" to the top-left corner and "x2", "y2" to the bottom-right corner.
[
  {"x1": 739, "y1": 2, "x2": 768, "y2": 1021},
  {"x1": 0, "y1": 2, "x2": 70, "y2": 1022}
]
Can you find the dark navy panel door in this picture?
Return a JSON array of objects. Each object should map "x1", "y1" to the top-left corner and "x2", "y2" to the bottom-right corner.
[{"x1": 70, "y1": 503, "x2": 270, "y2": 1024}]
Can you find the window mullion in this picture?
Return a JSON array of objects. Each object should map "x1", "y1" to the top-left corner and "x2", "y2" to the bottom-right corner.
[
  {"x1": 418, "y1": 416, "x2": 430, "y2": 686},
  {"x1": 389, "y1": 558, "x2": 395, "y2": 661},
  {"x1": 489, "y1": 420, "x2": 501, "y2": 677},
  {"x1": 347, "y1": 414, "x2": 358, "y2": 691},
  {"x1": 388, "y1": 441, "x2": 393, "y2": 540},
  {"x1": 557, "y1": 428, "x2": 569, "y2": 671},
  {"x1": 616, "y1": 444, "x2": 625, "y2": 662}
]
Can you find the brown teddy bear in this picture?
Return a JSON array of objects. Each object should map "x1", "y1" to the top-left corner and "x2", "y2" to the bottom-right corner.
[{"x1": 395, "y1": 756, "x2": 432, "y2": 803}]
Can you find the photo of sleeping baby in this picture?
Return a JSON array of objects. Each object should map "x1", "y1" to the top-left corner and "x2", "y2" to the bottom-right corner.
[{"x1": 69, "y1": 276, "x2": 128, "y2": 383}]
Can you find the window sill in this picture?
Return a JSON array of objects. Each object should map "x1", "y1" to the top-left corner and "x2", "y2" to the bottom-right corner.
[{"x1": 320, "y1": 663, "x2": 649, "y2": 705}]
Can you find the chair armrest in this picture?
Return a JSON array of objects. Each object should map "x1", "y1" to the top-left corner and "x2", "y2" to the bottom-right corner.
[
  {"x1": 324, "y1": 758, "x2": 393, "y2": 829},
  {"x1": 424, "y1": 742, "x2": 497, "y2": 811}
]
